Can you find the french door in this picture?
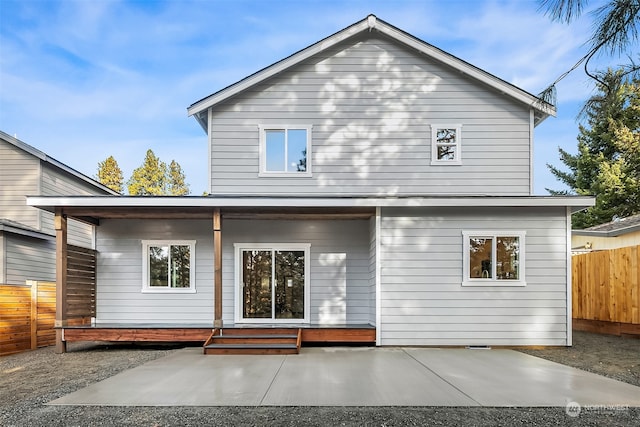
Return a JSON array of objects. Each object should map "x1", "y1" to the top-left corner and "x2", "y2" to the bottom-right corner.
[{"x1": 235, "y1": 244, "x2": 310, "y2": 323}]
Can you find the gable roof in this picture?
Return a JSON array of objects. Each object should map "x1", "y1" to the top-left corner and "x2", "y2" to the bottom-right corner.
[
  {"x1": 0, "y1": 130, "x2": 119, "y2": 195},
  {"x1": 573, "y1": 213, "x2": 640, "y2": 237},
  {"x1": 188, "y1": 14, "x2": 556, "y2": 130}
]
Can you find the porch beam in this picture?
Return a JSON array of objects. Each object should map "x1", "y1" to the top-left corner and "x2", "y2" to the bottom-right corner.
[
  {"x1": 213, "y1": 209, "x2": 223, "y2": 328},
  {"x1": 54, "y1": 208, "x2": 68, "y2": 354}
]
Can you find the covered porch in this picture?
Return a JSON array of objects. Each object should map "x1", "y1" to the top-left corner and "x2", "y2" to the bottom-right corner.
[{"x1": 27, "y1": 196, "x2": 377, "y2": 353}]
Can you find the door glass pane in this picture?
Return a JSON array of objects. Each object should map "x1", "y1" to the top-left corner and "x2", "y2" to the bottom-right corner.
[
  {"x1": 469, "y1": 238, "x2": 492, "y2": 279},
  {"x1": 149, "y1": 245, "x2": 169, "y2": 286},
  {"x1": 265, "y1": 130, "x2": 285, "y2": 171},
  {"x1": 242, "y1": 250, "x2": 272, "y2": 318},
  {"x1": 287, "y1": 129, "x2": 307, "y2": 172},
  {"x1": 497, "y1": 236, "x2": 519, "y2": 280},
  {"x1": 170, "y1": 245, "x2": 191, "y2": 288},
  {"x1": 274, "y1": 250, "x2": 305, "y2": 319}
]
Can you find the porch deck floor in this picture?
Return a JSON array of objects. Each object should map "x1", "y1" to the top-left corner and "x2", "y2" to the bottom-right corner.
[{"x1": 49, "y1": 346, "x2": 640, "y2": 407}]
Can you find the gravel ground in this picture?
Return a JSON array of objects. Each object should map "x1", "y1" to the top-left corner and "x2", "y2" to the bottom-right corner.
[{"x1": 1, "y1": 331, "x2": 638, "y2": 426}]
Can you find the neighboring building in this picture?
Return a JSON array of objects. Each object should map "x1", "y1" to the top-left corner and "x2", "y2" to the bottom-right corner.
[
  {"x1": 28, "y1": 15, "x2": 593, "y2": 352},
  {"x1": 572, "y1": 214, "x2": 640, "y2": 252},
  {"x1": 0, "y1": 131, "x2": 117, "y2": 285}
]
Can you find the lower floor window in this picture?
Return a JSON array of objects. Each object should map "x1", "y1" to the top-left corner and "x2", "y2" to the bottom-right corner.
[
  {"x1": 462, "y1": 231, "x2": 525, "y2": 286},
  {"x1": 235, "y1": 243, "x2": 310, "y2": 322},
  {"x1": 142, "y1": 240, "x2": 196, "y2": 292}
]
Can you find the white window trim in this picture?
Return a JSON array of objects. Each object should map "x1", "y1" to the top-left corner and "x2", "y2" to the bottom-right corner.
[
  {"x1": 234, "y1": 243, "x2": 311, "y2": 324},
  {"x1": 258, "y1": 124, "x2": 313, "y2": 177},
  {"x1": 430, "y1": 124, "x2": 462, "y2": 165},
  {"x1": 142, "y1": 240, "x2": 196, "y2": 293},
  {"x1": 462, "y1": 231, "x2": 526, "y2": 287}
]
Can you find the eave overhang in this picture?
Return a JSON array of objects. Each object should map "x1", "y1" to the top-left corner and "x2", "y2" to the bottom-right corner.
[
  {"x1": 27, "y1": 195, "x2": 595, "y2": 223},
  {"x1": 187, "y1": 15, "x2": 556, "y2": 131}
]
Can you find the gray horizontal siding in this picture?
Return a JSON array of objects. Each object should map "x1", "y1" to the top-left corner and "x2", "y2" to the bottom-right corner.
[
  {"x1": 0, "y1": 139, "x2": 40, "y2": 229},
  {"x1": 379, "y1": 206, "x2": 568, "y2": 346},
  {"x1": 41, "y1": 165, "x2": 103, "y2": 248},
  {"x1": 223, "y1": 219, "x2": 372, "y2": 325},
  {"x1": 209, "y1": 34, "x2": 532, "y2": 196},
  {"x1": 95, "y1": 219, "x2": 214, "y2": 324},
  {"x1": 4, "y1": 234, "x2": 55, "y2": 285}
]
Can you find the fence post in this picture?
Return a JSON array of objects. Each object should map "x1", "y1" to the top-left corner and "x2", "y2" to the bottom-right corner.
[{"x1": 29, "y1": 280, "x2": 38, "y2": 350}]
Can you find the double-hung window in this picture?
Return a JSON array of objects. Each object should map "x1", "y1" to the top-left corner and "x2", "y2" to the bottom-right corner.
[
  {"x1": 259, "y1": 125, "x2": 312, "y2": 176},
  {"x1": 462, "y1": 231, "x2": 525, "y2": 286},
  {"x1": 142, "y1": 240, "x2": 196, "y2": 293},
  {"x1": 431, "y1": 124, "x2": 462, "y2": 165}
]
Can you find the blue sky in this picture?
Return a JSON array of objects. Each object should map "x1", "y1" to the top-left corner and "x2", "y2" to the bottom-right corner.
[{"x1": 0, "y1": 0, "x2": 624, "y2": 195}]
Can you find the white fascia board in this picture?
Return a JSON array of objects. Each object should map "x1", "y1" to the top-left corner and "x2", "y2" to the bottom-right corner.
[
  {"x1": 187, "y1": 15, "x2": 554, "y2": 120},
  {"x1": 1, "y1": 131, "x2": 119, "y2": 195},
  {"x1": 573, "y1": 224, "x2": 640, "y2": 237},
  {"x1": 187, "y1": 19, "x2": 371, "y2": 116},
  {"x1": 0, "y1": 223, "x2": 55, "y2": 241},
  {"x1": 26, "y1": 195, "x2": 595, "y2": 210},
  {"x1": 373, "y1": 21, "x2": 556, "y2": 118}
]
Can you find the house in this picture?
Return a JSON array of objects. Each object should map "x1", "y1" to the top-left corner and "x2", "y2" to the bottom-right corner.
[
  {"x1": 572, "y1": 214, "x2": 640, "y2": 252},
  {"x1": 1, "y1": 131, "x2": 117, "y2": 287},
  {"x1": 27, "y1": 15, "x2": 594, "y2": 353}
]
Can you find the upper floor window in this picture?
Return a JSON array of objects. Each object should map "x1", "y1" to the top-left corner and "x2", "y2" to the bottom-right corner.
[
  {"x1": 431, "y1": 124, "x2": 462, "y2": 165},
  {"x1": 142, "y1": 240, "x2": 196, "y2": 293},
  {"x1": 462, "y1": 231, "x2": 526, "y2": 287},
  {"x1": 259, "y1": 125, "x2": 312, "y2": 177}
]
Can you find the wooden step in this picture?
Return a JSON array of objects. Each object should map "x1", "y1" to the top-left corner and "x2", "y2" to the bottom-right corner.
[{"x1": 203, "y1": 328, "x2": 302, "y2": 355}]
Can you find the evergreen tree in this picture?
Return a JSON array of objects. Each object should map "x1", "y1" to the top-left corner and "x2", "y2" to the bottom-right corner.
[
  {"x1": 548, "y1": 68, "x2": 640, "y2": 228},
  {"x1": 538, "y1": 0, "x2": 639, "y2": 104},
  {"x1": 127, "y1": 149, "x2": 168, "y2": 195},
  {"x1": 168, "y1": 160, "x2": 190, "y2": 196},
  {"x1": 96, "y1": 156, "x2": 124, "y2": 193}
]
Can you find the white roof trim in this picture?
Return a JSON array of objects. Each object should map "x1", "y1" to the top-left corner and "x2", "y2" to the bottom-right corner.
[
  {"x1": 27, "y1": 195, "x2": 594, "y2": 212},
  {"x1": 187, "y1": 15, "x2": 555, "y2": 120},
  {"x1": 0, "y1": 130, "x2": 119, "y2": 196}
]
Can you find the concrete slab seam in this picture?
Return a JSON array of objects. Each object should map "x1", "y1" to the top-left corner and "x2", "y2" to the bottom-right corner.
[
  {"x1": 401, "y1": 348, "x2": 482, "y2": 406},
  {"x1": 259, "y1": 354, "x2": 288, "y2": 406}
]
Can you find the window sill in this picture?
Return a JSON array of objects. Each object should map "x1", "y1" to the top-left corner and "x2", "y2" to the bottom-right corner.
[
  {"x1": 141, "y1": 288, "x2": 197, "y2": 294},
  {"x1": 430, "y1": 160, "x2": 462, "y2": 166},
  {"x1": 258, "y1": 172, "x2": 313, "y2": 178},
  {"x1": 462, "y1": 281, "x2": 526, "y2": 287}
]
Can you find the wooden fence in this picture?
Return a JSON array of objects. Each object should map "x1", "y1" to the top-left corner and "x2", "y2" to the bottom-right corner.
[
  {"x1": 0, "y1": 281, "x2": 56, "y2": 356},
  {"x1": 572, "y1": 245, "x2": 640, "y2": 335}
]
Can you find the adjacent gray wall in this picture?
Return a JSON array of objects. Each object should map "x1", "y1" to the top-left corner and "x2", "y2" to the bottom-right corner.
[
  {"x1": 3, "y1": 234, "x2": 56, "y2": 285},
  {"x1": 209, "y1": 33, "x2": 532, "y2": 196},
  {"x1": 0, "y1": 139, "x2": 40, "y2": 229},
  {"x1": 378, "y1": 206, "x2": 568, "y2": 346}
]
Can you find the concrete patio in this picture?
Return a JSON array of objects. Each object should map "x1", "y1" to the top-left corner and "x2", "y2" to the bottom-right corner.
[{"x1": 49, "y1": 347, "x2": 640, "y2": 407}]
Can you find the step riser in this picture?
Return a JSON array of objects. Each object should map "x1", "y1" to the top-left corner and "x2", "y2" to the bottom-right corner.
[
  {"x1": 212, "y1": 338, "x2": 297, "y2": 345},
  {"x1": 221, "y1": 329, "x2": 299, "y2": 336},
  {"x1": 204, "y1": 328, "x2": 302, "y2": 355},
  {"x1": 204, "y1": 348, "x2": 299, "y2": 355}
]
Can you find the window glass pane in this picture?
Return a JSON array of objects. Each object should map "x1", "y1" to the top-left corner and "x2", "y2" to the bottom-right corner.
[
  {"x1": 149, "y1": 245, "x2": 168, "y2": 286},
  {"x1": 437, "y1": 145, "x2": 456, "y2": 160},
  {"x1": 265, "y1": 130, "x2": 285, "y2": 171},
  {"x1": 469, "y1": 238, "x2": 492, "y2": 279},
  {"x1": 274, "y1": 250, "x2": 305, "y2": 319},
  {"x1": 242, "y1": 250, "x2": 273, "y2": 318},
  {"x1": 287, "y1": 129, "x2": 307, "y2": 172},
  {"x1": 497, "y1": 237, "x2": 519, "y2": 280},
  {"x1": 170, "y1": 245, "x2": 191, "y2": 288},
  {"x1": 436, "y1": 128, "x2": 457, "y2": 144}
]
